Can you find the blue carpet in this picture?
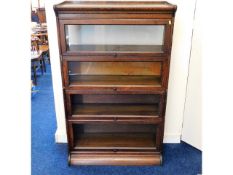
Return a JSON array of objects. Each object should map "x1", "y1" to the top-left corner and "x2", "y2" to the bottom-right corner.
[{"x1": 32, "y1": 64, "x2": 202, "y2": 175}]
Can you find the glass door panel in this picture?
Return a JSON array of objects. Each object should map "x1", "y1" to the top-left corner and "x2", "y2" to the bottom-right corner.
[
  {"x1": 65, "y1": 25, "x2": 165, "y2": 53},
  {"x1": 68, "y1": 61, "x2": 162, "y2": 87}
]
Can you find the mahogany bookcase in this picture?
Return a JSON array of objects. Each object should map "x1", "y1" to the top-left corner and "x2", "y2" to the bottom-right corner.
[{"x1": 54, "y1": 1, "x2": 177, "y2": 166}]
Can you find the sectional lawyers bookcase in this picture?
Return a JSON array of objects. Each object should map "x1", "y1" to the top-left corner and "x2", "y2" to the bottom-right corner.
[{"x1": 54, "y1": 1, "x2": 177, "y2": 166}]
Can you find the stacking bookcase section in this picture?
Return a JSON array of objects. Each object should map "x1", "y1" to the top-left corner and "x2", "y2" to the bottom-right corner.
[
  {"x1": 71, "y1": 123, "x2": 157, "y2": 150},
  {"x1": 65, "y1": 93, "x2": 164, "y2": 124},
  {"x1": 68, "y1": 61, "x2": 161, "y2": 87},
  {"x1": 60, "y1": 21, "x2": 171, "y2": 57},
  {"x1": 62, "y1": 60, "x2": 168, "y2": 91},
  {"x1": 67, "y1": 122, "x2": 162, "y2": 165},
  {"x1": 54, "y1": 0, "x2": 177, "y2": 166},
  {"x1": 65, "y1": 25, "x2": 165, "y2": 54}
]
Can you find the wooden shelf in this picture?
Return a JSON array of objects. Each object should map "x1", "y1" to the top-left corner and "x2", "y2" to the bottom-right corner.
[
  {"x1": 67, "y1": 44, "x2": 163, "y2": 53},
  {"x1": 74, "y1": 133, "x2": 156, "y2": 150},
  {"x1": 69, "y1": 75, "x2": 161, "y2": 87},
  {"x1": 72, "y1": 104, "x2": 158, "y2": 117}
]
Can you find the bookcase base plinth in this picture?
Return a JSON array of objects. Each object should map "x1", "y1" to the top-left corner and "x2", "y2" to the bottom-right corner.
[{"x1": 69, "y1": 152, "x2": 162, "y2": 166}]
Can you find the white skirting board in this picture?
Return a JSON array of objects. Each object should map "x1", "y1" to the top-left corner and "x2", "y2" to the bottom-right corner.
[
  {"x1": 55, "y1": 129, "x2": 67, "y2": 143},
  {"x1": 163, "y1": 133, "x2": 181, "y2": 143},
  {"x1": 55, "y1": 129, "x2": 181, "y2": 143}
]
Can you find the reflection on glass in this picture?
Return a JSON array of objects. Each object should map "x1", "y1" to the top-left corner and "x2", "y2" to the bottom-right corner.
[
  {"x1": 65, "y1": 25, "x2": 165, "y2": 53},
  {"x1": 68, "y1": 61, "x2": 162, "y2": 87}
]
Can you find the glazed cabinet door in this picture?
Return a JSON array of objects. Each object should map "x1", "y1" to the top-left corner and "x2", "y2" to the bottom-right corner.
[
  {"x1": 62, "y1": 59, "x2": 169, "y2": 91},
  {"x1": 65, "y1": 92, "x2": 166, "y2": 123},
  {"x1": 58, "y1": 19, "x2": 172, "y2": 56}
]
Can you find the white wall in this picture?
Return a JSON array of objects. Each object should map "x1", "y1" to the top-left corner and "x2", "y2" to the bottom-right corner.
[
  {"x1": 164, "y1": 0, "x2": 196, "y2": 142},
  {"x1": 45, "y1": 0, "x2": 196, "y2": 143},
  {"x1": 31, "y1": 0, "x2": 45, "y2": 8},
  {"x1": 181, "y1": 0, "x2": 201, "y2": 150},
  {"x1": 45, "y1": 0, "x2": 67, "y2": 142}
]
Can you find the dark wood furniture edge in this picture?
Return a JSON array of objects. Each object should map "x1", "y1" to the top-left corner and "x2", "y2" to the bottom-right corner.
[{"x1": 54, "y1": 1, "x2": 177, "y2": 13}]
